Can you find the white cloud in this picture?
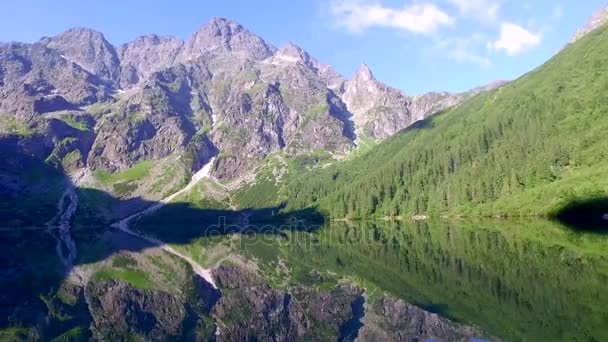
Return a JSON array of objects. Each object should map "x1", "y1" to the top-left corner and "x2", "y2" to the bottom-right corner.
[
  {"x1": 330, "y1": 0, "x2": 453, "y2": 34},
  {"x1": 492, "y1": 22, "x2": 541, "y2": 55},
  {"x1": 446, "y1": 0, "x2": 501, "y2": 23},
  {"x1": 552, "y1": 4, "x2": 563, "y2": 21},
  {"x1": 435, "y1": 35, "x2": 491, "y2": 67}
]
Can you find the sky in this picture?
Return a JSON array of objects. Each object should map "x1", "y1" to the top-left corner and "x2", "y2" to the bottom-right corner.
[{"x1": 0, "y1": 0, "x2": 605, "y2": 95}]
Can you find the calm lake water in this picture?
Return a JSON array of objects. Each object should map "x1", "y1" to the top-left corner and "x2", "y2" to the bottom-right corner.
[
  {"x1": 2, "y1": 218, "x2": 607, "y2": 341},
  {"x1": 234, "y1": 219, "x2": 608, "y2": 341}
]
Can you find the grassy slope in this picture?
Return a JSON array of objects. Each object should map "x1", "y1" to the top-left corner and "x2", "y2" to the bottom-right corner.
[{"x1": 284, "y1": 25, "x2": 608, "y2": 219}]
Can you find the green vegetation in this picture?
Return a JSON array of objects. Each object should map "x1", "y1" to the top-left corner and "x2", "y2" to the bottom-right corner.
[
  {"x1": 171, "y1": 178, "x2": 229, "y2": 209},
  {"x1": 94, "y1": 160, "x2": 155, "y2": 185},
  {"x1": 126, "y1": 112, "x2": 145, "y2": 123},
  {"x1": 112, "y1": 254, "x2": 138, "y2": 268},
  {"x1": 244, "y1": 83, "x2": 266, "y2": 95},
  {"x1": 350, "y1": 131, "x2": 378, "y2": 158},
  {"x1": 0, "y1": 115, "x2": 34, "y2": 136},
  {"x1": 232, "y1": 151, "x2": 336, "y2": 209},
  {"x1": 50, "y1": 326, "x2": 84, "y2": 342},
  {"x1": 85, "y1": 101, "x2": 113, "y2": 116},
  {"x1": 93, "y1": 159, "x2": 158, "y2": 198},
  {"x1": 279, "y1": 84, "x2": 295, "y2": 105},
  {"x1": 62, "y1": 150, "x2": 82, "y2": 166},
  {"x1": 112, "y1": 181, "x2": 138, "y2": 196},
  {"x1": 284, "y1": 24, "x2": 608, "y2": 219},
  {"x1": 0, "y1": 150, "x2": 66, "y2": 227},
  {"x1": 44, "y1": 137, "x2": 84, "y2": 170},
  {"x1": 40, "y1": 292, "x2": 74, "y2": 322},
  {"x1": 234, "y1": 219, "x2": 608, "y2": 341},
  {"x1": 233, "y1": 177, "x2": 280, "y2": 209},
  {"x1": 0, "y1": 327, "x2": 34, "y2": 341},
  {"x1": 94, "y1": 268, "x2": 152, "y2": 290},
  {"x1": 305, "y1": 104, "x2": 329, "y2": 120},
  {"x1": 60, "y1": 115, "x2": 89, "y2": 131}
]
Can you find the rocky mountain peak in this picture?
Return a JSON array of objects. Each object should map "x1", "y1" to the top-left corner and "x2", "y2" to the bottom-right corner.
[
  {"x1": 130, "y1": 34, "x2": 183, "y2": 46},
  {"x1": 276, "y1": 42, "x2": 310, "y2": 63},
  {"x1": 41, "y1": 27, "x2": 120, "y2": 83},
  {"x1": 184, "y1": 17, "x2": 275, "y2": 61},
  {"x1": 354, "y1": 63, "x2": 374, "y2": 82},
  {"x1": 571, "y1": 5, "x2": 608, "y2": 43},
  {"x1": 49, "y1": 27, "x2": 107, "y2": 41},
  {"x1": 117, "y1": 34, "x2": 184, "y2": 88}
]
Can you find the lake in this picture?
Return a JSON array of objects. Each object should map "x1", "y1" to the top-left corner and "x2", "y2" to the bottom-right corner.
[{"x1": 1, "y1": 218, "x2": 607, "y2": 341}]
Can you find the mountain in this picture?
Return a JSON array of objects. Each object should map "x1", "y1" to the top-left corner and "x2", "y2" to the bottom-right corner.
[
  {"x1": 40, "y1": 27, "x2": 121, "y2": 84},
  {"x1": 342, "y1": 64, "x2": 464, "y2": 140},
  {"x1": 117, "y1": 34, "x2": 185, "y2": 88},
  {"x1": 572, "y1": 5, "x2": 608, "y2": 42},
  {"x1": 3, "y1": 9, "x2": 608, "y2": 342},
  {"x1": 0, "y1": 17, "x2": 470, "y2": 219},
  {"x1": 284, "y1": 15, "x2": 608, "y2": 219}
]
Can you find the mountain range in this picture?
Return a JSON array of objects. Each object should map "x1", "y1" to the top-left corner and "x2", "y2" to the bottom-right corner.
[
  {"x1": 0, "y1": 17, "x2": 474, "y2": 167},
  {"x1": 2, "y1": 5, "x2": 608, "y2": 342},
  {"x1": 0, "y1": 17, "x2": 499, "y2": 222}
]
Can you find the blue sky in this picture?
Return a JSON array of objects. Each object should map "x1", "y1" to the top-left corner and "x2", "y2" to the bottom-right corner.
[{"x1": 0, "y1": 0, "x2": 605, "y2": 95}]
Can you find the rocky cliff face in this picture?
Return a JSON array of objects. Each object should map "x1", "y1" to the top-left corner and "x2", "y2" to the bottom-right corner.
[
  {"x1": 0, "y1": 42, "x2": 110, "y2": 120},
  {"x1": 117, "y1": 34, "x2": 185, "y2": 89},
  {"x1": 41, "y1": 28, "x2": 121, "y2": 84},
  {"x1": 85, "y1": 280, "x2": 190, "y2": 340},
  {"x1": 184, "y1": 17, "x2": 276, "y2": 62},
  {"x1": 357, "y1": 296, "x2": 484, "y2": 341},
  {"x1": 212, "y1": 265, "x2": 363, "y2": 341},
  {"x1": 572, "y1": 5, "x2": 608, "y2": 43},
  {"x1": 342, "y1": 64, "x2": 464, "y2": 140},
  {"x1": 0, "y1": 17, "x2": 469, "y2": 192}
]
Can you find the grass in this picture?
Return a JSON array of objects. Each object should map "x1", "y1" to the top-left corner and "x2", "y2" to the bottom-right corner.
[
  {"x1": 0, "y1": 327, "x2": 33, "y2": 341},
  {"x1": 232, "y1": 151, "x2": 336, "y2": 210},
  {"x1": 94, "y1": 268, "x2": 153, "y2": 290},
  {"x1": 62, "y1": 150, "x2": 81, "y2": 165},
  {"x1": 60, "y1": 116, "x2": 89, "y2": 132},
  {"x1": 305, "y1": 104, "x2": 329, "y2": 120},
  {"x1": 112, "y1": 254, "x2": 138, "y2": 268},
  {"x1": 85, "y1": 101, "x2": 113, "y2": 116},
  {"x1": 94, "y1": 160, "x2": 155, "y2": 185},
  {"x1": 0, "y1": 115, "x2": 34, "y2": 137},
  {"x1": 50, "y1": 327, "x2": 84, "y2": 342},
  {"x1": 233, "y1": 177, "x2": 280, "y2": 209},
  {"x1": 0, "y1": 153, "x2": 66, "y2": 226}
]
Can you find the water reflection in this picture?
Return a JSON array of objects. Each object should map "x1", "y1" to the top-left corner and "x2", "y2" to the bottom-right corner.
[
  {"x1": 2, "y1": 219, "x2": 607, "y2": 341},
  {"x1": 237, "y1": 219, "x2": 608, "y2": 341}
]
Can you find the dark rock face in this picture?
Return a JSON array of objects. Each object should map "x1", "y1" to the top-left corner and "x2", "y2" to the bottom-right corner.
[
  {"x1": 212, "y1": 265, "x2": 363, "y2": 341},
  {"x1": 85, "y1": 280, "x2": 189, "y2": 340},
  {"x1": 357, "y1": 296, "x2": 485, "y2": 342}
]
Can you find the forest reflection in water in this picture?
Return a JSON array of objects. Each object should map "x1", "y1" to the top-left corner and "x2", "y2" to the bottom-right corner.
[
  {"x1": 2, "y1": 218, "x2": 607, "y2": 341},
  {"x1": 236, "y1": 218, "x2": 608, "y2": 341}
]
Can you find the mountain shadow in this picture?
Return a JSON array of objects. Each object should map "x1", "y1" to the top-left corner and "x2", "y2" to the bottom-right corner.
[{"x1": 553, "y1": 198, "x2": 608, "y2": 233}]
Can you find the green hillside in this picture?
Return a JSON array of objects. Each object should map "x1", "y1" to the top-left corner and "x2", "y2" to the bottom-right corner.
[{"x1": 284, "y1": 25, "x2": 608, "y2": 219}]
